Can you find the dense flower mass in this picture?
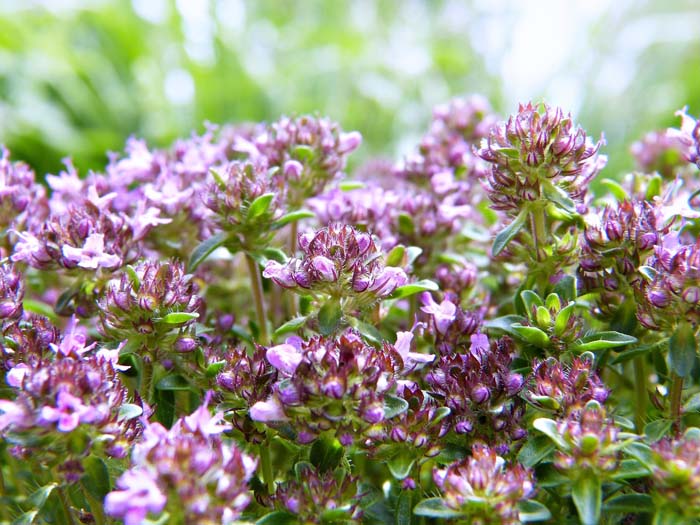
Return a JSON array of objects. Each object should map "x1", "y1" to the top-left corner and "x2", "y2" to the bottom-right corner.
[{"x1": 2, "y1": 98, "x2": 700, "y2": 525}]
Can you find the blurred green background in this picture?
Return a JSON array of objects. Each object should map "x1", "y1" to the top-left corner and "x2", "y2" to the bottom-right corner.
[{"x1": 0, "y1": 0, "x2": 699, "y2": 181}]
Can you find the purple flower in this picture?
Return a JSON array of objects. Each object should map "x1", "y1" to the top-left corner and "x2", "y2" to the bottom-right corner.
[
  {"x1": 105, "y1": 469, "x2": 167, "y2": 525},
  {"x1": 250, "y1": 397, "x2": 289, "y2": 422},
  {"x1": 420, "y1": 292, "x2": 457, "y2": 335},
  {"x1": 266, "y1": 342, "x2": 303, "y2": 376}
]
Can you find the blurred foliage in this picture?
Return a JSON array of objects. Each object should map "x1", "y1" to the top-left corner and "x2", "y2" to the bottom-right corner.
[{"x1": 0, "y1": 0, "x2": 699, "y2": 183}]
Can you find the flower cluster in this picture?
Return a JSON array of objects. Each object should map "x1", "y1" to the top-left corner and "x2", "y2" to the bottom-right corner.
[
  {"x1": 274, "y1": 464, "x2": 363, "y2": 524},
  {"x1": 524, "y1": 355, "x2": 609, "y2": 415},
  {"x1": 636, "y1": 238, "x2": 700, "y2": 330},
  {"x1": 433, "y1": 444, "x2": 535, "y2": 525},
  {"x1": 105, "y1": 399, "x2": 256, "y2": 525},
  {"x1": 251, "y1": 330, "x2": 418, "y2": 444},
  {"x1": 477, "y1": 102, "x2": 605, "y2": 213},
  {"x1": 263, "y1": 223, "x2": 408, "y2": 312},
  {"x1": 426, "y1": 335, "x2": 526, "y2": 450},
  {"x1": 650, "y1": 429, "x2": 700, "y2": 520},
  {"x1": 420, "y1": 291, "x2": 485, "y2": 355},
  {"x1": 546, "y1": 401, "x2": 624, "y2": 477},
  {"x1": 0, "y1": 318, "x2": 135, "y2": 480},
  {"x1": 204, "y1": 160, "x2": 284, "y2": 252},
  {"x1": 0, "y1": 262, "x2": 24, "y2": 321},
  {"x1": 98, "y1": 259, "x2": 203, "y2": 347}
]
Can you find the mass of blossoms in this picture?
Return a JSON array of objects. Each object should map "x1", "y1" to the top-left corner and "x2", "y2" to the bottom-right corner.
[{"x1": 1, "y1": 98, "x2": 700, "y2": 524}]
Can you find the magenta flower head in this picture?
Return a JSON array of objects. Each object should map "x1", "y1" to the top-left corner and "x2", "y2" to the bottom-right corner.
[
  {"x1": 253, "y1": 115, "x2": 362, "y2": 207},
  {"x1": 204, "y1": 160, "x2": 283, "y2": 252},
  {"x1": 250, "y1": 330, "x2": 402, "y2": 444},
  {"x1": 105, "y1": 399, "x2": 256, "y2": 525},
  {"x1": 631, "y1": 108, "x2": 699, "y2": 178},
  {"x1": 432, "y1": 444, "x2": 535, "y2": 525},
  {"x1": 426, "y1": 336, "x2": 526, "y2": 449},
  {"x1": 650, "y1": 428, "x2": 700, "y2": 520},
  {"x1": 0, "y1": 146, "x2": 48, "y2": 238},
  {"x1": 274, "y1": 463, "x2": 363, "y2": 524},
  {"x1": 525, "y1": 354, "x2": 609, "y2": 415},
  {"x1": 98, "y1": 259, "x2": 203, "y2": 346},
  {"x1": 477, "y1": 102, "x2": 606, "y2": 214},
  {"x1": 263, "y1": 223, "x2": 408, "y2": 314},
  {"x1": 0, "y1": 262, "x2": 24, "y2": 321}
]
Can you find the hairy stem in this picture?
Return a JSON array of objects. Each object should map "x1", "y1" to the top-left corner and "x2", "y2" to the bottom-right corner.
[
  {"x1": 633, "y1": 356, "x2": 647, "y2": 433},
  {"x1": 286, "y1": 221, "x2": 299, "y2": 317},
  {"x1": 246, "y1": 253, "x2": 269, "y2": 343},
  {"x1": 670, "y1": 372, "x2": 684, "y2": 433},
  {"x1": 530, "y1": 204, "x2": 547, "y2": 263},
  {"x1": 260, "y1": 440, "x2": 275, "y2": 494},
  {"x1": 57, "y1": 486, "x2": 79, "y2": 525},
  {"x1": 141, "y1": 354, "x2": 154, "y2": 404}
]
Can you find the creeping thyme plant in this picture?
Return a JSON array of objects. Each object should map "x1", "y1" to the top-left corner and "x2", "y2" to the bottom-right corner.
[{"x1": 2, "y1": 99, "x2": 700, "y2": 525}]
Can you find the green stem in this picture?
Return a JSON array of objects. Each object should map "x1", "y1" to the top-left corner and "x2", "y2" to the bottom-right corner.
[
  {"x1": 141, "y1": 354, "x2": 155, "y2": 404},
  {"x1": 259, "y1": 440, "x2": 275, "y2": 494},
  {"x1": 633, "y1": 356, "x2": 647, "y2": 434},
  {"x1": 670, "y1": 372, "x2": 684, "y2": 433},
  {"x1": 286, "y1": 222, "x2": 299, "y2": 317},
  {"x1": 81, "y1": 483, "x2": 106, "y2": 525},
  {"x1": 246, "y1": 253, "x2": 269, "y2": 343},
  {"x1": 57, "y1": 486, "x2": 79, "y2": 525},
  {"x1": 530, "y1": 204, "x2": 547, "y2": 263}
]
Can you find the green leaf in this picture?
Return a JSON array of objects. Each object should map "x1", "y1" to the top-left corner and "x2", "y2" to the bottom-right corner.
[
  {"x1": 404, "y1": 247, "x2": 423, "y2": 266},
  {"x1": 205, "y1": 360, "x2": 226, "y2": 378},
  {"x1": 483, "y1": 315, "x2": 527, "y2": 335},
  {"x1": 274, "y1": 316, "x2": 308, "y2": 337},
  {"x1": 318, "y1": 299, "x2": 342, "y2": 336},
  {"x1": 272, "y1": 209, "x2": 316, "y2": 229},
  {"x1": 413, "y1": 498, "x2": 463, "y2": 518},
  {"x1": 543, "y1": 179, "x2": 577, "y2": 214},
  {"x1": 292, "y1": 145, "x2": 315, "y2": 162},
  {"x1": 533, "y1": 418, "x2": 568, "y2": 449},
  {"x1": 209, "y1": 167, "x2": 227, "y2": 190},
  {"x1": 247, "y1": 192, "x2": 275, "y2": 219},
  {"x1": 339, "y1": 180, "x2": 365, "y2": 191},
  {"x1": 256, "y1": 511, "x2": 297, "y2": 525},
  {"x1": 22, "y1": 299, "x2": 59, "y2": 322},
  {"x1": 388, "y1": 280, "x2": 439, "y2": 300},
  {"x1": 624, "y1": 442, "x2": 654, "y2": 469},
  {"x1": 521, "y1": 290, "x2": 544, "y2": 313},
  {"x1": 310, "y1": 436, "x2": 344, "y2": 472},
  {"x1": 261, "y1": 247, "x2": 288, "y2": 264},
  {"x1": 645, "y1": 419, "x2": 673, "y2": 441},
  {"x1": 553, "y1": 275, "x2": 577, "y2": 303},
  {"x1": 611, "y1": 459, "x2": 652, "y2": 480},
  {"x1": 492, "y1": 208, "x2": 528, "y2": 256},
  {"x1": 574, "y1": 331, "x2": 637, "y2": 352},
  {"x1": 517, "y1": 435, "x2": 556, "y2": 468},
  {"x1": 118, "y1": 403, "x2": 143, "y2": 421},
  {"x1": 124, "y1": 264, "x2": 141, "y2": 291},
  {"x1": 684, "y1": 392, "x2": 700, "y2": 412},
  {"x1": 645, "y1": 174, "x2": 663, "y2": 200},
  {"x1": 603, "y1": 493, "x2": 653, "y2": 514},
  {"x1": 571, "y1": 475, "x2": 602, "y2": 525},
  {"x1": 155, "y1": 374, "x2": 191, "y2": 391},
  {"x1": 347, "y1": 317, "x2": 384, "y2": 345},
  {"x1": 385, "y1": 245, "x2": 406, "y2": 268},
  {"x1": 384, "y1": 394, "x2": 409, "y2": 419},
  {"x1": 188, "y1": 231, "x2": 229, "y2": 272},
  {"x1": 600, "y1": 178, "x2": 628, "y2": 202},
  {"x1": 397, "y1": 213, "x2": 414, "y2": 236},
  {"x1": 610, "y1": 344, "x2": 656, "y2": 364},
  {"x1": 395, "y1": 490, "x2": 414, "y2": 525},
  {"x1": 82, "y1": 456, "x2": 111, "y2": 499},
  {"x1": 638, "y1": 265, "x2": 657, "y2": 282},
  {"x1": 518, "y1": 500, "x2": 552, "y2": 522},
  {"x1": 512, "y1": 324, "x2": 551, "y2": 347},
  {"x1": 160, "y1": 311, "x2": 199, "y2": 324},
  {"x1": 554, "y1": 302, "x2": 576, "y2": 337},
  {"x1": 669, "y1": 321, "x2": 697, "y2": 378},
  {"x1": 388, "y1": 448, "x2": 415, "y2": 480}
]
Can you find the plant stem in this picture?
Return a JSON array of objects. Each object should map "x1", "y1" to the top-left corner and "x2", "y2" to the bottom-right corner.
[
  {"x1": 259, "y1": 440, "x2": 275, "y2": 494},
  {"x1": 246, "y1": 253, "x2": 269, "y2": 343},
  {"x1": 81, "y1": 482, "x2": 106, "y2": 525},
  {"x1": 286, "y1": 222, "x2": 299, "y2": 317},
  {"x1": 530, "y1": 204, "x2": 547, "y2": 263},
  {"x1": 141, "y1": 354, "x2": 154, "y2": 404},
  {"x1": 670, "y1": 372, "x2": 684, "y2": 433},
  {"x1": 57, "y1": 486, "x2": 79, "y2": 525},
  {"x1": 633, "y1": 356, "x2": 647, "y2": 433}
]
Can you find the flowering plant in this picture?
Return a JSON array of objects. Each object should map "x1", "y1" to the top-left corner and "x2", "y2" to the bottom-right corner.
[{"x1": 2, "y1": 99, "x2": 700, "y2": 525}]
